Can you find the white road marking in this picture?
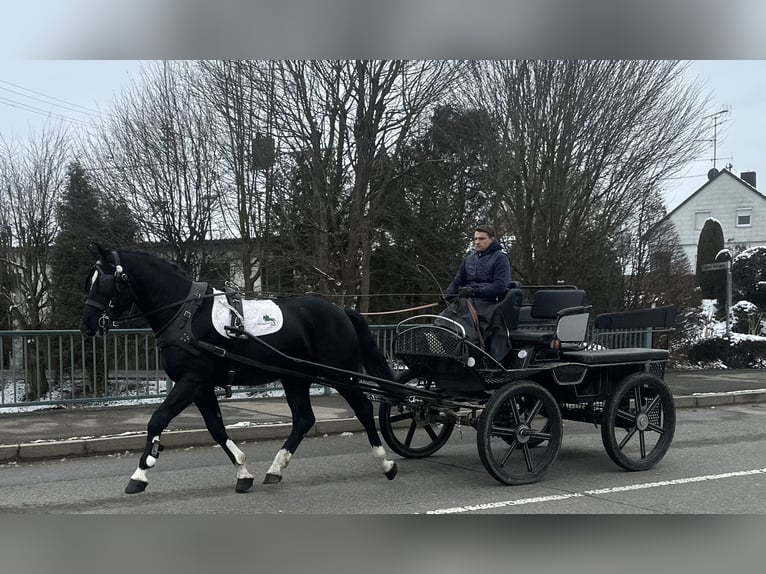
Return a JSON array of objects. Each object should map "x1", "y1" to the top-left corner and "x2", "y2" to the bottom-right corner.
[{"x1": 426, "y1": 468, "x2": 766, "y2": 514}]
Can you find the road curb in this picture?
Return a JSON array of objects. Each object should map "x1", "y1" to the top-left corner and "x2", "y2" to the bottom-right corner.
[
  {"x1": 674, "y1": 389, "x2": 766, "y2": 408},
  {"x1": 1, "y1": 395, "x2": 763, "y2": 464}
]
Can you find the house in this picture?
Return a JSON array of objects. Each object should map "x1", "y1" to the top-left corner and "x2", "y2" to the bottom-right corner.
[{"x1": 665, "y1": 168, "x2": 766, "y2": 268}]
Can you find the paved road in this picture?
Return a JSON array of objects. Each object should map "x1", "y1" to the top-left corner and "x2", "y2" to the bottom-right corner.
[
  {"x1": 1, "y1": 403, "x2": 764, "y2": 513},
  {"x1": 1, "y1": 368, "x2": 765, "y2": 463}
]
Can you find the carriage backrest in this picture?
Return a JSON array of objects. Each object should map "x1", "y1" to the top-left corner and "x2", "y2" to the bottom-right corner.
[
  {"x1": 594, "y1": 306, "x2": 676, "y2": 330},
  {"x1": 530, "y1": 289, "x2": 586, "y2": 320}
]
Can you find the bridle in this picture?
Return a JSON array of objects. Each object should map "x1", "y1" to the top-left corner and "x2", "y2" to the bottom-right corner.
[{"x1": 85, "y1": 251, "x2": 133, "y2": 334}]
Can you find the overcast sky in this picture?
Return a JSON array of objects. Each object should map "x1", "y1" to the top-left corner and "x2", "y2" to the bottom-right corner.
[{"x1": 0, "y1": 59, "x2": 763, "y2": 213}]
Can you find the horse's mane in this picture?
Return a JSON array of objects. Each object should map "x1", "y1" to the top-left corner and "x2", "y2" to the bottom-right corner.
[{"x1": 119, "y1": 248, "x2": 193, "y2": 280}]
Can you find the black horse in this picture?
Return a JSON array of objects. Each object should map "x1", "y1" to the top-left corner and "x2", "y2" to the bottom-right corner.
[{"x1": 80, "y1": 245, "x2": 398, "y2": 494}]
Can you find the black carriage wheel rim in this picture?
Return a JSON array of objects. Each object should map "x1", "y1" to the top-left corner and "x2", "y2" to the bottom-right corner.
[
  {"x1": 478, "y1": 381, "x2": 562, "y2": 485},
  {"x1": 601, "y1": 373, "x2": 675, "y2": 471},
  {"x1": 378, "y1": 370, "x2": 457, "y2": 459}
]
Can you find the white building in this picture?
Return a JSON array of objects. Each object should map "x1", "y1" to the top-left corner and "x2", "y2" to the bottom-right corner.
[{"x1": 664, "y1": 168, "x2": 766, "y2": 268}]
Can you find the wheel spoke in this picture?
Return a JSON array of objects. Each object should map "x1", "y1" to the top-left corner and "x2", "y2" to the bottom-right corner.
[
  {"x1": 404, "y1": 420, "x2": 417, "y2": 447},
  {"x1": 615, "y1": 408, "x2": 636, "y2": 426},
  {"x1": 633, "y1": 384, "x2": 643, "y2": 407},
  {"x1": 509, "y1": 397, "x2": 523, "y2": 424},
  {"x1": 491, "y1": 425, "x2": 517, "y2": 438},
  {"x1": 424, "y1": 424, "x2": 439, "y2": 441},
  {"x1": 522, "y1": 444, "x2": 534, "y2": 472},
  {"x1": 525, "y1": 399, "x2": 543, "y2": 423},
  {"x1": 528, "y1": 429, "x2": 551, "y2": 441},
  {"x1": 647, "y1": 422, "x2": 665, "y2": 434},
  {"x1": 618, "y1": 426, "x2": 638, "y2": 449},
  {"x1": 500, "y1": 440, "x2": 518, "y2": 467},
  {"x1": 639, "y1": 430, "x2": 647, "y2": 458},
  {"x1": 645, "y1": 394, "x2": 662, "y2": 415}
]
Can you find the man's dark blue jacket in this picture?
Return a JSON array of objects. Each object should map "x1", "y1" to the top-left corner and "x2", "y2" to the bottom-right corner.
[{"x1": 445, "y1": 240, "x2": 511, "y2": 301}]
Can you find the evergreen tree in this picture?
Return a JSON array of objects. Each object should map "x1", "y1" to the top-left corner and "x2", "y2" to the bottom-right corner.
[
  {"x1": 368, "y1": 105, "x2": 499, "y2": 317},
  {"x1": 49, "y1": 162, "x2": 139, "y2": 329},
  {"x1": 695, "y1": 218, "x2": 726, "y2": 301},
  {"x1": 731, "y1": 246, "x2": 766, "y2": 309}
]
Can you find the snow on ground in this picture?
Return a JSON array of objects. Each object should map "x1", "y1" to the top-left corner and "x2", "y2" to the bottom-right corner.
[{"x1": 0, "y1": 380, "x2": 332, "y2": 414}]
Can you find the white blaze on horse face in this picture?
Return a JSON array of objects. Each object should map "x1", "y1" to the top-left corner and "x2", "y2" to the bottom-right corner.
[
  {"x1": 89, "y1": 269, "x2": 99, "y2": 293},
  {"x1": 372, "y1": 445, "x2": 395, "y2": 474},
  {"x1": 266, "y1": 448, "x2": 292, "y2": 476}
]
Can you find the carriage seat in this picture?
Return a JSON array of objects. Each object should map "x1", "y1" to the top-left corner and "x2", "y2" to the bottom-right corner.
[
  {"x1": 507, "y1": 289, "x2": 588, "y2": 347},
  {"x1": 561, "y1": 347, "x2": 669, "y2": 364}
]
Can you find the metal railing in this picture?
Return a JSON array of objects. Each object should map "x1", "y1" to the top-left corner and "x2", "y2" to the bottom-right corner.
[{"x1": 0, "y1": 323, "x2": 655, "y2": 408}]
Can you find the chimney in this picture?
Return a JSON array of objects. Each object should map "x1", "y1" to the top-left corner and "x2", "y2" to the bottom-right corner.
[{"x1": 741, "y1": 171, "x2": 757, "y2": 188}]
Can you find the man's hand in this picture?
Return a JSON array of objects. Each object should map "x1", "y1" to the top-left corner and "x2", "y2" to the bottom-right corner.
[{"x1": 458, "y1": 287, "x2": 474, "y2": 298}]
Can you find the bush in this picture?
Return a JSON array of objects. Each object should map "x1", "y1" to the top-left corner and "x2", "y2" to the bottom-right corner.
[
  {"x1": 680, "y1": 336, "x2": 766, "y2": 368},
  {"x1": 732, "y1": 246, "x2": 766, "y2": 308},
  {"x1": 730, "y1": 300, "x2": 764, "y2": 335}
]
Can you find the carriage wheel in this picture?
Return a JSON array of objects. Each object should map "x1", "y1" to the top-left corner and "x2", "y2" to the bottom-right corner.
[
  {"x1": 378, "y1": 369, "x2": 456, "y2": 458},
  {"x1": 600, "y1": 371, "x2": 676, "y2": 471},
  {"x1": 477, "y1": 380, "x2": 563, "y2": 485}
]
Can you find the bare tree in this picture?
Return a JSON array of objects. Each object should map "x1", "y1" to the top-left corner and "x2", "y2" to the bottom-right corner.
[
  {"x1": 194, "y1": 60, "x2": 274, "y2": 292},
  {"x1": 267, "y1": 60, "x2": 462, "y2": 310},
  {"x1": 0, "y1": 125, "x2": 70, "y2": 328},
  {"x1": 88, "y1": 61, "x2": 224, "y2": 275},
  {"x1": 0, "y1": 125, "x2": 70, "y2": 400},
  {"x1": 460, "y1": 60, "x2": 709, "y2": 310}
]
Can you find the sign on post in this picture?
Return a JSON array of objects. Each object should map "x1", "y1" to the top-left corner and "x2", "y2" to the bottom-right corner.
[{"x1": 700, "y1": 258, "x2": 732, "y2": 337}]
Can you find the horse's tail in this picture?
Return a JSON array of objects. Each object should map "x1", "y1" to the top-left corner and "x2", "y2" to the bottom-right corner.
[{"x1": 344, "y1": 309, "x2": 395, "y2": 381}]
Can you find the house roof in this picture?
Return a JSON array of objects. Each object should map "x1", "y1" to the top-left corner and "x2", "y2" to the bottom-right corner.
[
  {"x1": 665, "y1": 168, "x2": 766, "y2": 220},
  {"x1": 646, "y1": 169, "x2": 765, "y2": 240}
]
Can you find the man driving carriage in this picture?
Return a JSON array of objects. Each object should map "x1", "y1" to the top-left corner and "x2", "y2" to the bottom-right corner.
[
  {"x1": 445, "y1": 223, "x2": 511, "y2": 302},
  {"x1": 440, "y1": 223, "x2": 513, "y2": 360}
]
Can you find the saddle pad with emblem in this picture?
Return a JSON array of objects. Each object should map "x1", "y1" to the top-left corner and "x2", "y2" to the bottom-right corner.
[{"x1": 211, "y1": 289, "x2": 283, "y2": 338}]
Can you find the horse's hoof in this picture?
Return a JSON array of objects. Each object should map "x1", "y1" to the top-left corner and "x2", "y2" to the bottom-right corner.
[
  {"x1": 235, "y1": 477, "x2": 254, "y2": 493},
  {"x1": 385, "y1": 463, "x2": 398, "y2": 481},
  {"x1": 125, "y1": 479, "x2": 148, "y2": 494},
  {"x1": 263, "y1": 473, "x2": 282, "y2": 484}
]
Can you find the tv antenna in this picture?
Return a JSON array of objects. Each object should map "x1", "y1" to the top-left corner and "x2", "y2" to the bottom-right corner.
[{"x1": 704, "y1": 108, "x2": 729, "y2": 169}]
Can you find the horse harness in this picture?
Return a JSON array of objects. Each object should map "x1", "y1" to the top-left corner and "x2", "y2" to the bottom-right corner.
[{"x1": 154, "y1": 281, "x2": 250, "y2": 398}]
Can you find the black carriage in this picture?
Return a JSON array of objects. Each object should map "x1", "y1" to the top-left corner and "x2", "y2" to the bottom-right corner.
[{"x1": 377, "y1": 286, "x2": 677, "y2": 486}]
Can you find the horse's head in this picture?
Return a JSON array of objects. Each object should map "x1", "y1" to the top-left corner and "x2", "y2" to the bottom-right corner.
[{"x1": 80, "y1": 244, "x2": 136, "y2": 336}]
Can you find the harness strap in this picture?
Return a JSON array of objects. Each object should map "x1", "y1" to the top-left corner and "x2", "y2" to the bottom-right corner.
[
  {"x1": 155, "y1": 281, "x2": 209, "y2": 356},
  {"x1": 224, "y1": 286, "x2": 248, "y2": 339}
]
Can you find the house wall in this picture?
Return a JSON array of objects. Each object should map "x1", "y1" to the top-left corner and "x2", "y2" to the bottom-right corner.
[{"x1": 669, "y1": 172, "x2": 766, "y2": 268}]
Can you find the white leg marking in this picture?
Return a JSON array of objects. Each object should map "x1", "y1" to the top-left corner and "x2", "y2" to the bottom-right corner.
[
  {"x1": 130, "y1": 467, "x2": 149, "y2": 483},
  {"x1": 237, "y1": 466, "x2": 254, "y2": 480},
  {"x1": 372, "y1": 445, "x2": 395, "y2": 473},
  {"x1": 226, "y1": 439, "x2": 247, "y2": 465},
  {"x1": 267, "y1": 448, "x2": 292, "y2": 476},
  {"x1": 225, "y1": 440, "x2": 254, "y2": 480}
]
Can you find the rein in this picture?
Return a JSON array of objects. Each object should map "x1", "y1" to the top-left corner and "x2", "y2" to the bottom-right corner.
[
  {"x1": 360, "y1": 302, "x2": 439, "y2": 316},
  {"x1": 116, "y1": 290, "x2": 227, "y2": 325}
]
